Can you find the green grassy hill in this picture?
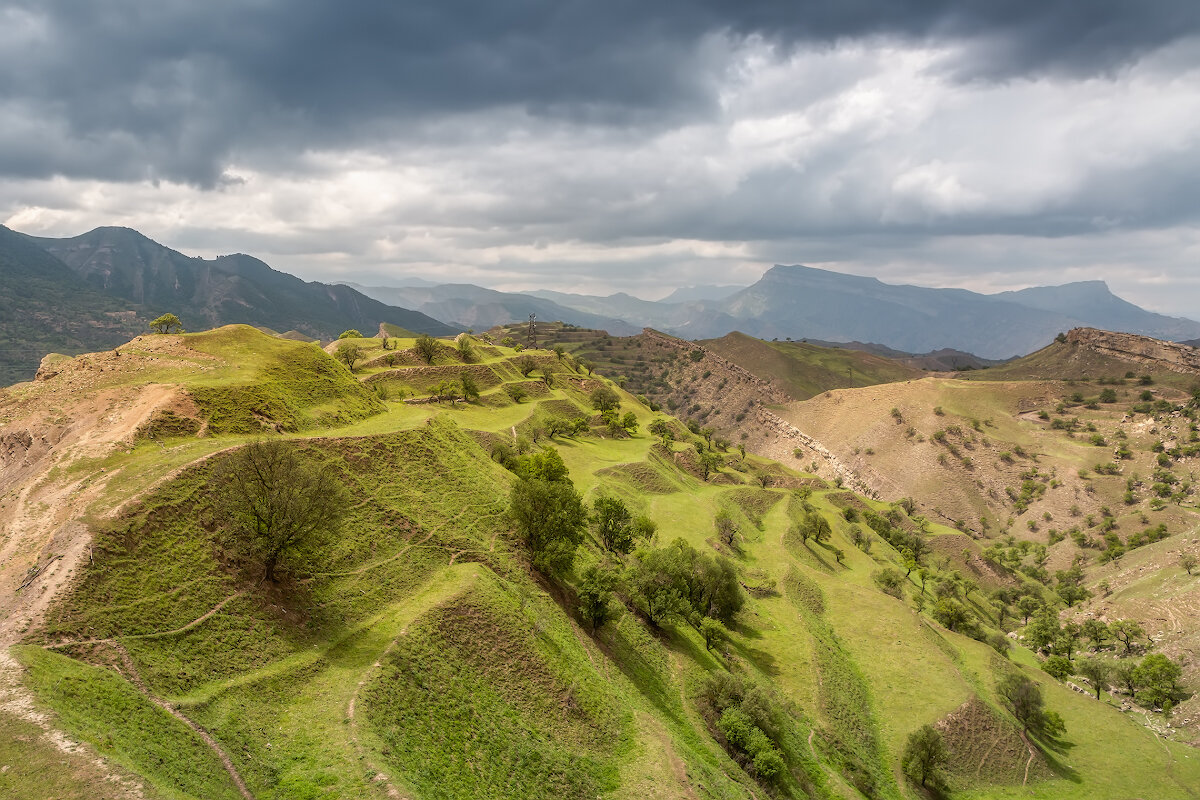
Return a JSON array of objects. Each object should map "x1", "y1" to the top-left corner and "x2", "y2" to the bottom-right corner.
[
  {"x1": 3, "y1": 325, "x2": 1198, "y2": 800},
  {"x1": 699, "y1": 332, "x2": 924, "y2": 400}
]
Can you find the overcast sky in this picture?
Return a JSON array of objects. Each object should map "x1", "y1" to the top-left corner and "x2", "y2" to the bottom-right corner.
[{"x1": 3, "y1": 1, "x2": 1199, "y2": 312}]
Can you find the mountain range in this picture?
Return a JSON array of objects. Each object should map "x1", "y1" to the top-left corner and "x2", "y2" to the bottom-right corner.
[
  {"x1": 5, "y1": 223, "x2": 1200, "y2": 382},
  {"x1": 0, "y1": 225, "x2": 455, "y2": 383},
  {"x1": 344, "y1": 282, "x2": 640, "y2": 336},
  {"x1": 524, "y1": 266, "x2": 1200, "y2": 359}
]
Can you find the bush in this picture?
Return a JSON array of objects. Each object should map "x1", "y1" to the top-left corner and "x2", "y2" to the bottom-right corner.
[
  {"x1": 1042, "y1": 655, "x2": 1073, "y2": 681},
  {"x1": 872, "y1": 568, "x2": 905, "y2": 598}
]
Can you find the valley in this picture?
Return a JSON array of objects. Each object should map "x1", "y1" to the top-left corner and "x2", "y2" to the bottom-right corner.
[{"x1": 0, "y1": 321, "x2": 1197, "y2": 799}]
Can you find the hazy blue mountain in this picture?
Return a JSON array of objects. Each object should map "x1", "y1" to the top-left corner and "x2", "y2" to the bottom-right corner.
[
  {"x1": 28, "y1": 227, "x2": 456, "y2": 340},
  {"x1": 707, "y1": 266, "x2": 1200, "y2": 358},
  {"x1": 345, "y1": 283, "x2": 640, "y2": 335},
  {"x1": 992, "y1": 281, "x2": 1200, "y2": 341},
  {"x1": 529, "y1": 265, "x2": 1200, "y2": 358},
  {"x1": 658, "y1": 284, "x2": 746, "y2": 303},
  {"x1": 523, "y1": 289, "x2": 675, "y2": 324}
]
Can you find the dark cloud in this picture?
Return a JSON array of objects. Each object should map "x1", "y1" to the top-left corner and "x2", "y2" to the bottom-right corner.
[{"x1": 2, "y1": 0, "x2": 1198, "y2": 183}]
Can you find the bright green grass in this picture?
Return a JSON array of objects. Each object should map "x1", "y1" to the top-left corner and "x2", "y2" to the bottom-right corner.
[
  {"x1": 22, "y1": 332, "x2": 1200, "y2": 800},
  {"x1": 361, "y1": 574, "x2": 628, "y2": 800},
  {"x1": 0, "y1": 709, "x2": 157, "y2": 800},
  {"x1": 14, "y1": 647, "x2": 242, "y2": 800}
]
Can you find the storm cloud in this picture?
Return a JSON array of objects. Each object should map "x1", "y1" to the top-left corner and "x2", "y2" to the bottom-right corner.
[{"x1": 3, "y1": 0, "x2": 1200, "y2": 313}]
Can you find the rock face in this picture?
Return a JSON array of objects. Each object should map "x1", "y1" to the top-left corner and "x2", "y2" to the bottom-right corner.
[{"x1": 1066, "y1": 327, "x2": 1200, "y2": 375}]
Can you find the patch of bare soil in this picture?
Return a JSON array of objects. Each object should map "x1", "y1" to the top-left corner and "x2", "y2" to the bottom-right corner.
[
  {"x1": 0, "y1": 339, "x2": 216, "y2": 795},
  {"x1": 937, "y1": 695, "x2": 1051, "y2": 787}
]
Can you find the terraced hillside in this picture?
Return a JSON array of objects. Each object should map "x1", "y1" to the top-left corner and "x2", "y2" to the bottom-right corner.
[{"x1": 0, "y1": 325, "x2": 1197, "y2": 799}]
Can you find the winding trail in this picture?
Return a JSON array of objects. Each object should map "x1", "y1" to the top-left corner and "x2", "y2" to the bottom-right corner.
[
  {"x1": 340, "y1": 564, "x2": 481, "y2": 800},
  {"x1": 111, "y1": 641, "x2": 254, "y2": 800},
  {"x1": 1019, "y1": 731, "x2": 1035, "y2": 786},
  {"x1": 45, "y1": 590, "x2": 248, "y2": 650}
]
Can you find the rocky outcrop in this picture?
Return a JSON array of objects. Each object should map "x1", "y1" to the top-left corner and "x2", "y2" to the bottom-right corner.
[{"x1": 1066, "y1": 327, "x2": 1200, "y2": 375}]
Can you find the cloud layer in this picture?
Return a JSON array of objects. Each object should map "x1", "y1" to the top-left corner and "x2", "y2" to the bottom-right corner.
[{"x1": 3, "y1": 1, "x2": 1200, "y2": 312}]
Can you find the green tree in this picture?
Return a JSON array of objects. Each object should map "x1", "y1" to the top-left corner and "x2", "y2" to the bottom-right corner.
[
  {"x1": 1110, "y1": 619, "x2": 1145, "y2": 654},
  {"x1": 516, "y1": 355, "x2": 538, "y2": 377},
  {"x1": 1132, "y1": 653, "x2": 1183, "y2": 708},
  {"x1": 577, "y1": 564, "x2": 617, "y2": 633},
  {"x1": 632, "y1": 514, "x2": 657, "y2": 541},
  {"x1": 700, "y1": 617, "x2": 729, "y2": 652},
  {"x1": 1055, "y1": 621, "x2": 1083, "y2": 660},
  {"x1": 1056, "y1": 564, "x2": 1091, "y2": 607},
  {"x1": 1025, "y1": 610, "x2": 1061, "y2": 653},
  {"x1": 149, "y1": 313, "x2": 183, "y2": 334},
  {"x1": 513, "y1": 447, "x2": 570, "y2": 483},
  {"x1": 997, "y1": 673, "x2": 1065, "y2": 738},
  {"x1": 1076, "y1": 658, "x2": 1112, "y2": 699},
  {"x1": 592, "y1": 494, "x2": 635, "y2": 553},
  {"x1": 1113, "y1": 659, "x2": 1140, "y2": 697},
  {"x1": 648, "y1": 419, "x2": 674, "y2": 446},
  {"x1": 508, "y1": 476, "x2": 587, "y2": 575},
  {"x1": 931, "y1": 597, "x2": 972, "y2": 632},
  {"x1": 459, "y1": 373, "x2": 480, "y2": 400},
  {"x1": 336, "y1": 342, "x2": 362, "y2": 370},
  {"x1": 1042, "y1": 655, "x2": 1073, "y2": 681},
  {"x1": 215, "y1": 441, "x2": 347, "y2": 582},
  {"x1": 1017, "y1": 595, "x2": 1042, "y2": 624},
  {"x1": 625, "y1": 547, "x2": 689, "y2": 627},
  {"x1": 901, "y1": 724, "x2": 947, "y2": 788},
  {"x1": 714, "y1": 510, "x2": 738, "y2": 549},
  {"x1": 590, "y1": 384, "x2": 620, "y2": 412},
  {"x1": 620, "y1": 411, "x2": 639, "y2": 434},
  {"x1": 696, "y1": 447, "x2": 724, "y2": 481},
  {"x1": 1081, "y1": 618, "x2": 1110, "y2": 651},
  {"x1": 337, "y1": 329, "x2": 361, "y2": 339},
  {"x1": 456, "y1": 335, "x2": 475, "y2": 363},
  {"x1": 414, "y1": 334, "x2": 439, "y2": 364},
  {"x1": 1181, "y1": 552, "x2": 1197, "y2": 575},
  {"x1": 1099, "y1": 388, "x2": 1118, "y2": 403}
]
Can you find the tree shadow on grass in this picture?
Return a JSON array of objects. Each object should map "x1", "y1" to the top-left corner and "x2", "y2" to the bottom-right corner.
[
  {"x1": 815, "y1": 541, "x2": 849, "y2": 570},
  {"x1": 1034, "y1": 735, "x2": 1081, "y2": 783},
  {"x1": 727, "y1": 636, "x2": 780, "y2": 677}
]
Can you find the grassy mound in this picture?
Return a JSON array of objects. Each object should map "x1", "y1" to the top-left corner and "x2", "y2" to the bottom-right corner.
[
  {"x1": 363, "y1": 577, "x2": 627, "y2": 799},
  {"x1": 183, "y1": 325, "x2": 384, "y2": 433}
]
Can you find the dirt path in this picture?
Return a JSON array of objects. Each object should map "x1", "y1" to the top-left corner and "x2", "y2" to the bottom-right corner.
[
  {"x1": 110, "y1": 641, "x2": 255, "y2": 800},
  {"x1": 1018, "y1": 730, "x2": 1036, "y2": 786},
  {"x1": 342, "y1": 565, "x2": 479, "y2": 800},
  {"x1": 347, "y1": 640, "x2": 408, "y2": 800},
  {"x1": 0, "y1": 381, "x2": 209, "y2": 796},
  {"x1": 0, "y1": 649, "x2": 147, "y2": 799},
  {"x1": 45, "y1": 590, "x2": 249, "y2": 650}
]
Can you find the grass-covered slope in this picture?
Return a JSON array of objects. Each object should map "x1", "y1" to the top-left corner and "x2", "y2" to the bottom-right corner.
[
  {"x1": 7, "y1": 329, "x2": 1200, "y2": 800},
  {"x1": 700, "y1": 332, "x2": 924, "y2": 400}
]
